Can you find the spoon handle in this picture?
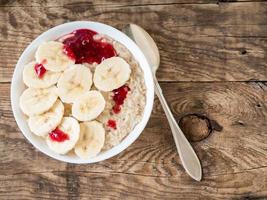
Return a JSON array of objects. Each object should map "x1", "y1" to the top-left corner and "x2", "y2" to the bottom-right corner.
[{"x1": 153, "y1": 76, "x2": 202, "y2": 181}]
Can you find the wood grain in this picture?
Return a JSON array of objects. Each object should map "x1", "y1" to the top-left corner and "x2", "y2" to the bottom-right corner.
[
  {"x1": 1, "y1": 0, "x2": 265, "y2": 7},
  {"x1": 1, "y1": 2, "x2": 267, "y2": 82},
  {"x1": 0, "y1": 168, "x2": 266, "y2": 200},
  {"x1": 0, "y1": 0, "x2": 237, "y2": 7},
  {"x1": 1, "y1": 81, "x2": 266, "y2": 199}
]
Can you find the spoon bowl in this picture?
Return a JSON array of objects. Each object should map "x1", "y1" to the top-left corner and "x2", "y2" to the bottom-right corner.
[{"x1": 124, "y1": 24, "x2": 160, "y2": 74}]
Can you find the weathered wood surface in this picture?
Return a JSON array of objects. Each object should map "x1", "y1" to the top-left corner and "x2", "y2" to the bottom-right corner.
[
  {"x1": 0, "y1": 81, "x2": 266, "y2": 199},
  {"x1": 0, "y1": 0, "x2": 258, "y2": 7},
  {"x1": 1, "y1": 1, "x2": 267, "y2": 82},
  {"x1": 0, "y1": 0, "x2": 266, "y2": 199},
  {"x1": 3, "y1": 0, "x2": 267, "y2": 7}
]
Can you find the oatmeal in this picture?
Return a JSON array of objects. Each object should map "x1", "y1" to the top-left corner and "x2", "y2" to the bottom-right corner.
[
  {"x1": 95, "y1": 35, "x2": 146, "y2": 150},
  {"x1": 19, "y1": 28, "x2": 146, "y2": 158}
]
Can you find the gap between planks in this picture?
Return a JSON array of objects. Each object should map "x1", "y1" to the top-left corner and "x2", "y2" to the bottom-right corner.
[
  {"x1": 1, "y1": 81, "x2": 267, "y2": 84},
  {"x1": 0, "y1": 0, "x2": 267, "y2": 8}
]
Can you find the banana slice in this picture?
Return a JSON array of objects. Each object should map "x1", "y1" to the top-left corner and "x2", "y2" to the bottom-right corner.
[
  {"x1": 93, "y1": 57, "x2": 131, "y2": 91},
  {"x1": 57, "y1": 64, "x2": 93, "y2": 103},
  {"x1": 35, "y1": 41, "x2": 74, "y2": 72},
  {"x1": 46, "y1": 117, "x2": 80, "y2": 154},
  {"x1": 19, "y1": 86, "x2": 58, "y2": 116},
  {"x1": 74, "y1": 121, "x2": 105, "y2": 159},
  {"x1": 28, "y1": 99, "x2": 64, "y2": 137},
  {"x1": 23, "y1": 61, "x2": 61, "y2": 88},
  {"x1": 72, "y1": 90, "x2": 105, "y2": 121}
]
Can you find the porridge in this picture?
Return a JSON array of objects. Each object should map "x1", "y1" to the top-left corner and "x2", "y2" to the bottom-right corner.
[{"x1": 19, "y1": 29, "x2": 146, "y2": 158}]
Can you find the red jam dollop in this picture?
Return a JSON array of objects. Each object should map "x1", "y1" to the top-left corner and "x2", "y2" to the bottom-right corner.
[
  {"x1": 107, "y1": 119, "x2": 117, "y2": 130},
  {"x1": 112, "y1": 85, "x2": 130, "y2": 114},
  {"x1": 49, "y1": 128, "x2": 69, "y2": 142},
  {"x1": 62, "y1": 29, "x2": 117, "y2": 64},
  {"x1": 34, "y1": 63, "x2": 46, "y2": 78}
]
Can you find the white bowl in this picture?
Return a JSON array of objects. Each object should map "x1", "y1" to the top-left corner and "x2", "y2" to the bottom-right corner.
[{"x1": 11, "y1": 21, "x2": 154, "y2": 163}]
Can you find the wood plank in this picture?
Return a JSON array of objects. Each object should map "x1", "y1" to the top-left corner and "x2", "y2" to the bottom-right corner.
[
  {"x1": 0, "y1": 0, "x2": 218, "y2": 7},
  {"x1": 0, "y1": 166, "x2": 266, "y2": 199},
  {"x1": 1, "y1": 81, "x2": 266, "y2": 179},
  {"x1": 1, "y1": 0, "x2": 265, "y2": 7},
  {"x1": 1, "y1": 2, "x2": 267, "y2": 82}
]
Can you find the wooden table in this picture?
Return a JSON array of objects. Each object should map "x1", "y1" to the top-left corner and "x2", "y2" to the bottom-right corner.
[{"x1": 0, "y1": 0, "x2": 266, "y2": 199}]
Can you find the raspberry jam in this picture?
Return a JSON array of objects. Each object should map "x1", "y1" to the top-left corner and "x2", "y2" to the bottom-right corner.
[
  {"x1": 34, "y1": 63, "x2": 46, "y2": 78},
  {"x1": 112, "y1": 104, "x2": 121, "y2": 114},
  {"x1": 112, "y1": 85, "x2": 130, "y2": 114},
  {"x1": 62, "y1": 29, "x2": 117, "y2": 64},
  {"x1": 49, "y1": 128, "x2": 69, "y2": 142},
  {"x1": 107, "y1": 119, "x2": 117, "y2": 129}
]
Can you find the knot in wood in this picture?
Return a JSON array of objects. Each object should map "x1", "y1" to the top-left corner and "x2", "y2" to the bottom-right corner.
[{"x1": 179, "y1": 114, "x2": 212, "y2": 142}]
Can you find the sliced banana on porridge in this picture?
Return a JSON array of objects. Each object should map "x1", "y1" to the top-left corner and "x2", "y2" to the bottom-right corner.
[
  {"x1": 18, "y1": 28, "x2": 146, "y2": 159},
  {"x1": 19, "y1": 86, "x2": 58, "y2": 116},
  {"x1": 28, "y1": 99, "x2": 64, "y2": 137},
  {"x1": 74, "y1": 121, "x2": 105, "y2": 159},
  {"x1": 93, "y1": 57, "x2": 131, "y2": 91},
  {"x1": 23, "y1": 61, "x2": 61, "y2": 88},
  {"x1": 35, "y1": 41, "x2": 74, "y2": 72},
  {"x1": 46, "y1": 117, "x2": 80, "y2": 154},
  {"x1": 57, "y1": 64, "x2": 93, "y2": 103},
  {"x1": 72, "y1": 90, "x2": 105, "y2": 121}
]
